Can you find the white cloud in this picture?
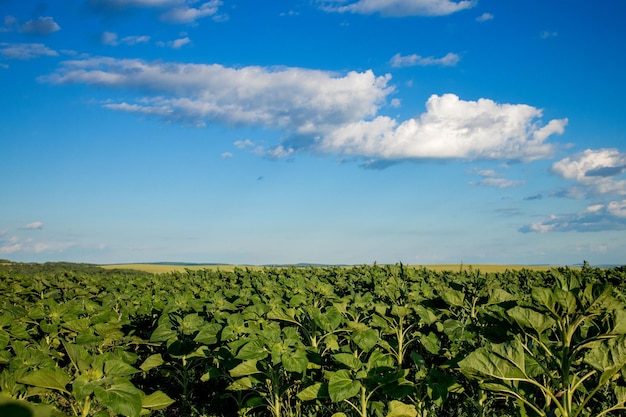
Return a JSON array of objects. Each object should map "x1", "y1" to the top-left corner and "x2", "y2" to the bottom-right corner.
[
  {"x1": 0, "y1": 236, "x2": 21, "y2": 254},
  {"x1": 320, "y1": 0, "x2": 476, "y2": 16},
  {"x1": 221, "y1": 151, "x2": 233, "y2": 158},
  {"x1": 318, "y1": 94, "x2": 567, "y2": 161},
  {"x1": 1, "y1": 15, "x2": 18, "y2": 32},
  {"x1": 540, "y1": 31, "x2": 558, "y2": 39},
  {"x1": 23, "y1": 222, "x2": 44, "y2": 230},
  {"x1": 41, "y1": 58, "x2": 568, "y2": 163},
  {"x1": 476, "y1": 12, "x2": 493, "y2": 22},
  {"x1": 470, "y1": 169, "x2": 525, "y2": 188},
  {"x1": 102, "y1": 32, "x2": 151, "y2": 46},
  {"x1": 234, "y1": 139, "x2": 255, "y2": 149},
  {"x1": 160, "y1": 1, "x2": 222, "y2": 23},
  {"x1": 390, "y1": 52, "x2": 460, "y2": 68},
  {"x1": 41, "y1": 57, "x2": 392, "y2": 133},
  {"x1": 102, "y1": 31, "x2": 119, "y2": 45},
  {"x1": 20, "y1": 16, "x2": 61, "y2": 35},
  {"x1": 552, "y1": 148, "x2": 626, "y2": 196},
  {"x1": 122, "y1": 35, "x2": 151, "y2": 45},
  {"x1": 88, "y1": 0, "x2": 224, "y2": 23},
  {"x1": 0, "y1": 42, "x2": 58, "y2": 60},
  {"x1": 520, "y1": 200, "x2": 626, "y2": 233},
  {"x1": 156, "y1": 37, "x2": 191, "y2": 48}
]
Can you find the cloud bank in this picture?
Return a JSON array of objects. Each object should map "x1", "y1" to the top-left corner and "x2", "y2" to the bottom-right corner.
[
  {"x1": 87, "y1": 0, "x2": 224, "y2": 23},
  {"x1": 520, "y1": 200, "x2": 626, "y2": 233},
  {"x1": 41, "y1": 57, "x2": 568, "y2": 163}
]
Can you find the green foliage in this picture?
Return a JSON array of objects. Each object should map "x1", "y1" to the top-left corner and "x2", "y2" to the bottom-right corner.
[{"x1": 1, "y1": 261, "x2": 625, "y2": 417}]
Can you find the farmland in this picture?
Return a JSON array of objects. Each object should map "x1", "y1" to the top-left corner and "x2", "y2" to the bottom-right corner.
[{"x1": 1, "y1": 260, "x2": 625, "y2": 417}]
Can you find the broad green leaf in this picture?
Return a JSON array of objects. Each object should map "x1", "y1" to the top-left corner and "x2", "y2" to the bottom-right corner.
[
  {"x1": 227, "y1": 376, "x2": 254, "y2": 391},
  {"x1": 386, "y1": 400, "x2": 418, "y2": 417},
  {"x1": 282, "y1": 349, "x2": 308, "y2": 373},
  {"x1": 458, "y1": 346, "x2": 527, "y2": 381},
  {"x1": 297, "y1": 382, "x2": 328, "y2": 401},
  {"x1": 331, "y1": 413, "x2": 348, "y2": 417},
  {"x1": 139, "y1": 354, "x2": 164, "y2": 372},
  {"x1": 194, "y1": 322, "x2": 222, "y2": 345},
  {"x1": 180, "y1": 313, "x2": 205, "y2": 335},
  {"x1": 104, "y1": 360, "x2": 139, "y2": 377},
  {"x1": 0, "y1": 330, "x2": 10, "y2": 350},
  {"x1": 312, "y1": 306, "x2": 342, "y2": 332},
  {"x1": 531, "y1": 288, "x2": 555, "y2": 313},
  {"x1": 352, "y1": 328, "x2": 378, "y2": 352},
  {"x1": 63, "y1": 341, "x2": 91, "y2": 373},
  {"x1": 419, "y1": 332, "x2": 440, "y2": 355},
  {"x1": 333, "y1": 353, "x2": 363, "y2": 370},
  {"x1": 141, "y1": 390, "x2": 175, "y2": 410},
  {"x1": 237, "y1": 340, "x2": 268, "y2": 360},
  {"x1": 229, "y1": 360, "x2": 259, "y2": 377},
  {"x1": 149, "y1": 324, "x2": 177, "y2": 343},
  {"x1": 328, "y1": 369, "x2": 361, "y2": 403},
  {"x1": 414, "y1": 305, "x2": 438, "y2": 325},
  {"x1": 440, "y1": 289, "x2": 464, "y2": 307},
  {"x1": 72, "y1": 374, "x2": 97, "y2": 401},
  {"x1": 553, "y1": 289, "x2": 577, "y2": 315},
  {"x1": 18, "y1": 368, "x2": 71, "y2": 393},
  {"x1": 584, "y1": 336, "x2": 626, "y2": 373},
  {"x1": 94, "y1": 382, "x2": 143, "y2": 417},
  {"x1": 507, "y1": 306, "x2": 555, "y2": 334}
]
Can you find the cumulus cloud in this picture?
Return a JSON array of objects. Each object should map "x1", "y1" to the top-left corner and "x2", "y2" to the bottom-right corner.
[
  {"x1": 20, "y1": 16, "x2": 61, "y2": 35},
  {"x1": 0, "y1": 42, "x2": 58, "y2": 60},
  {"x1": 520, "y1": 200, "x2": 626, "y2": 233},
  {"x1": 470, "y1": 169, "x2": 525, "y2": 188},
  {"x1": 551, "y1": 149, "x2": 626, "y2": 196},
  {"x1": 41, "y1": 57, "x2": 392, "y2": 134},
  {"x1": 318, "y1": 94, "x2": 567, "y2": 161},
  {"x1": 40, "y1": 57, "x2": 568, "y2": 162},
  {"x1": 390, "y1": 52, "x2": 460, "y2": 68},
  {"x1": 319, "y1": 0, "x2": 476, "y2": 16}
]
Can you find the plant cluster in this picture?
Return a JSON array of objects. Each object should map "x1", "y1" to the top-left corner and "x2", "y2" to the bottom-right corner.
[{"x1": 1, "y1": 261, "x2": 625, "y2": 417}]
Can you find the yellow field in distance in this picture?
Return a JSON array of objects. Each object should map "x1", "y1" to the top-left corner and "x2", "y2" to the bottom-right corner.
[{"x1": 99, "y1": 263, "x2": 564, "y2": 274}]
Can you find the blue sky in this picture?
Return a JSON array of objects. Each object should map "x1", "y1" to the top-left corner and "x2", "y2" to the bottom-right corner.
[{"x1": 1, "y1": 0, "x2": 626, "y2": 266}]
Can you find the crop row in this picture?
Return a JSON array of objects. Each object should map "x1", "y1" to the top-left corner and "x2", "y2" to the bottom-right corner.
[{"x1": 1, "y1": 261, "x2": 626, "y2": 417}]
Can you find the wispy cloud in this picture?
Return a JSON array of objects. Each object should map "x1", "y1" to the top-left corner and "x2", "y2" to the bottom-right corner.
[
  {"x1": 476, "y1": 12, "x2": 493, "y2": 22},
  {"x1": 160, "y1": 1, "x2": 223, "y2": 23},
  {"x1": 87, "y1": 0, "x2": 225, "y2": 24},
  {"x1": 319, "y1": 0, "x2": 476, "y2": 17},
  {"x1": 0, "y1": 15, "x2": 18, "y2": 32},
  {"x1": 551, "y1": 148, "x2": 626, "y2": 196},
  {"x1": 156, "y1": 37, "x2": 190, "y2": 49},
  {"x1": 101, "y1": 31, "x2": 151, "y2": 46},
  {"x1": 0, "y1": 42, "x2": 58, "y2": 60},
  {"x1": 23, "y1": 221, "x2": 44, "y2": 230},
  {"x1": 470, "y1": 169, "x2": 525, "y2": 189},
  {"x1": 0, "y1": 236, "x2": 21, "y2": 254},
  {"x1": 390, "y1": 52, "x2": 460, "y2": 68},
  {"x1": 520, "y1": 200, "x2": 626, "y2": 233},
  {"x1": 20, "y1": 16, "x2": 61, "y2": 35},
  {"x1": 540, "y1": 31, "x2": 558, "y2": 39},
  {"x1": 41, "y1": 58, "x2": 568, "y2": 163}
]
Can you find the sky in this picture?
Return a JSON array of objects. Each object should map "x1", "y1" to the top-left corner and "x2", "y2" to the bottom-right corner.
[{"x1": 1, "y1": 0, "x2": 626, "y2": 266}]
